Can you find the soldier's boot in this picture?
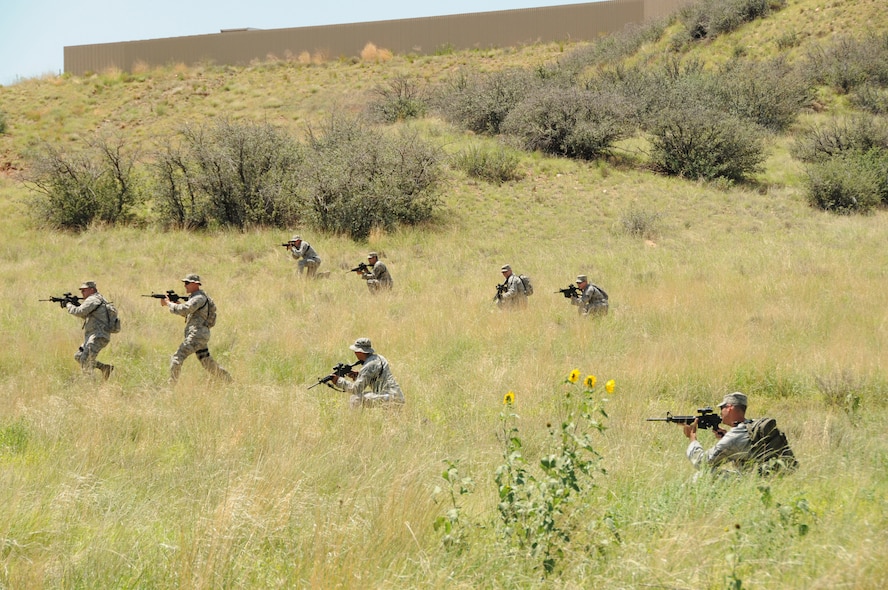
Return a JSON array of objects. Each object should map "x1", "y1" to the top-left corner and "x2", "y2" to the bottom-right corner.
[{"x1": 98, "y1": 362, "x2": 114, "y2": 381}]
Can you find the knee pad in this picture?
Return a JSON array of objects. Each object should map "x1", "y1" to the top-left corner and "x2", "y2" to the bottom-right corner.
[{"x1": 196, "y1": 348, "x2": 211, "y2": 360}]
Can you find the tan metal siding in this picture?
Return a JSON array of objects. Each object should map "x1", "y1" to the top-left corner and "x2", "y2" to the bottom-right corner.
[{"x1": 64, "y1": 0, "x2": 692, "y2": 76}]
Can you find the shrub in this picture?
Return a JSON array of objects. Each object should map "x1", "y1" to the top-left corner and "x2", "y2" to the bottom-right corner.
[
  {"x1": 451, "y1": 144, "x2": 523, "y2": 184},
  {"x1": 803, "y1": 33, "x2": 888, "y2": 93},
  {"x1": 619, "y1": 207, "x2": 661, "y2": 239},
  {"x1": 436, "y1": 68, "x2": 541, "y2": 135},
  {"x1": 300, "y1": 116, "x2": 443, "y2": 240},
  {"x1": 153, "y1": 119, "x2": 303, "y2": 229},
  {"x1": 851, "y1": 83, "x2": 888, "y2": 115},
  {"x1": 678, "y1": 0, "x2": 782, "y2": 41},
  {"x1": 0, "y1": 110, "x2": 7, "y2": 134},
  {"x1": 502, "y1": 86, "x2": 631, "y2": 159},
  {"x1": 25, "y1": 134, "x2": 142, "y2": 230},
  {"x1": 791, "y1": 115, "x2": 888, "y2": 163},
  {"x1": 367, "y1": 75, "x2": 427, "y2": 123},
  {"x1": 551, "y1": 19, "x2": 667, "y2": 78},
  {"x1": 804, "y1": 149, "x2": 887, "y2": 213},
  {"x1": 647, "y1": 106, "x2": 766, "y2": 181},
  {"x1": 715, "y1": 57, "x2": 811, "y2": 131}
]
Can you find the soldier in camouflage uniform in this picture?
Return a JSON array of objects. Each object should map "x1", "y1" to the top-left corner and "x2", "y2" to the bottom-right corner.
[
  {"x1": 66, "y1": 280, "x2": 114, "y2": 380},
  {"x1": 495, "y1": 264, "x2": 527, "y2": 309},
  {"x1": 161, "y1": 274, "x2": 231, "y2": 385},
  {"x1": 331, "y1": 338, "x2": 405, "y2": 409},
  {"x1": 571, "y1": 275, "x2": 608, "y2": 316},
  {"x1": 684, "y1": 392, "x2": 751, "y2": 477},
  {"x1": 286, "y1": 235, "x2": 322, "y2": 278},
  {"x1": 356, "y1": 252, "x2": 393, "y2": 293}
]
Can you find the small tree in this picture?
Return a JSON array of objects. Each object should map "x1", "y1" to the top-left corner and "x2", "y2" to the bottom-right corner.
[
  {"x1": 24, "y1": 133, "x2": 142, "y2": 230},
  {"x1": 647, "y1": 105, "x2": 766, "y2": 182}
]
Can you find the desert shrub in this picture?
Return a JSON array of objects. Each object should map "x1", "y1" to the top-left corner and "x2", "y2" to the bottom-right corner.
[
  {"x1": 804, "y1": 149, "x2": 887, "y2": 213},
  {"x1": 715, "y1": 57, "x2": 811, "y2": 131},
  {"x1": 25, "y1": 134, "x2": 142, "y2": 230},
  {"x1": 678, "y1": 0, "x2": 783, "y2": 42},
  {"x1": 367, "y1": 75, "x2": 427, "y2": 123},
  {"x1": 153, "y1": 119, "x2": 302, "y2": 229},
  {"x1": 502, "y1": 85, "x2": 631, "y2": 159},
  {"x1": 803, "y1": 33, "x2": 888, "y2": 93},
  {"x1": 647, "y1": 105, "x2": 766, "y2": 181},
  {"x1": 851, "y1": 83, "x2": 888, "y2": 115},
  {"x1": 551, "y1": 19, "x2": 667, "y2": 79},
  {"x1": 299, "y1": 116, "x2": 443, "y2": 240},
  {"x1": 451, "y1": 144, "x2": 523, "y2": 184},
  {"x1": 792, "y1": 115, "x2": 888, "y2": 163},
  {"x1": 620, "y1": 207, "x2": 661, "y2": 239},
  {"x1": 436, "y1": 68, "x2": 542, "y2": 135}
]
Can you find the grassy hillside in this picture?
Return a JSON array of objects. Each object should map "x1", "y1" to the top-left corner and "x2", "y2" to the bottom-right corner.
[{"x1": 1, "y1": 0, "x2": 887, "y2": 587}]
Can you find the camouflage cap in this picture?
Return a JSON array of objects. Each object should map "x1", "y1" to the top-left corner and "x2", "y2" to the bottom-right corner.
[
  {"x1": 367, "y1": 252, "x2": 378, "y2": 259},
  {"x1": 718, "y1": 392, "x2": 748, "y2": 408},
  {"x1": 291, "y1": 235, "x2": 302, "y2": 242},
  {"x1": 501, "y1": 264, "x2": 511, "y2": 272},
  {"x1": 349, "y1": 337, "x2": 375, "y2": 354},
  {"x1": 79, "y1": 281, "x2": 97, "y2": 290},
  {"x1": 181, "y1": 273, "x2": 202, "y2": 284},
  {"x1": 575, "y1": 275, "x2": 588, "y2": 284}
]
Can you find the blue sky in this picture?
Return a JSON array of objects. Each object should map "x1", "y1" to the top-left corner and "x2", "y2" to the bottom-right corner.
[{"x1": 0, "y1": 0, "x2": 594, "y2": 86}]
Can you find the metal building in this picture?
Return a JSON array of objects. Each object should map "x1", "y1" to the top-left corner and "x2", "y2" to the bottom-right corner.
[{"x1": 64, "y1": 0, "x2": 692, "y2": 76}]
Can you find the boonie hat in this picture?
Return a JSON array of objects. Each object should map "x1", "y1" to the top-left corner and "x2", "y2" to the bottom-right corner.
[
  {"x1": 291, "y1": 235, "x2": 302, "y2": 242},
  {"x1": 575, "y1": 275, "x2": 588, "y2": 284},
  {"x1": 501, "y1": 264, "x2": 511, "y2": 272},
  {"x1": 79, "y1": 280, "x2": 97, "y2": 290},
  {"x1": 181, "y1": 273, "x2": 202, "y2": 284},
  {"x1": 367, "y1": 252, "x2": 378, "y2": 259},
  {"x1": 718, "y1": 392, "x2": 748, "y2": 408},
  {"x1": 349, "y1": 338, "x2": 375, "y2": 354}
]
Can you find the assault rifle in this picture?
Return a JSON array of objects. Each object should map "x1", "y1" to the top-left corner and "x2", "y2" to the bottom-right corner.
[
  {"x1": 281, "y1": 242, "x2": 294, "y2": 247},
  {"x1": 493, "y1": 282, "x2": 508, "y2": 301},
  {"x1": 141, "y1": 290, "x2": 190, "y2": 303},
  {"x1": 349, "y1": 262, "x2": 370, "y2": 273},
  {"x1": 646, "y1": 407, "x2": 723, "y2": 431},
  {"x1": 39, "y1": 293, "x2": 82, "y2": 308},
  {"x1": 308, "y1": 360, "x2": 364, "y2": 390},
  {"x1": 556, "y1": 284, "x2": 582, "y2": 298}
]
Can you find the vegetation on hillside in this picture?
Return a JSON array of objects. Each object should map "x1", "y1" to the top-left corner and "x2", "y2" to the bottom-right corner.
[{"x1": 0, "y1": 1, "x2": 887, "y2": 587}]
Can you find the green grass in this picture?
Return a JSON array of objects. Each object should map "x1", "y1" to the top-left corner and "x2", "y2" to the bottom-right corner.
[{"x1": 1, "y1": 0, "x2": 888, "y2": 587}]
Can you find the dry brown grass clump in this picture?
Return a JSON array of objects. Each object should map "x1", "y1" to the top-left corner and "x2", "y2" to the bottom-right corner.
[{"x1": 361, "y1": 42, "x2": 393, "y2": 63}]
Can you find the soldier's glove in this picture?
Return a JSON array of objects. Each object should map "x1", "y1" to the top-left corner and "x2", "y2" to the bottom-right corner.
[
  {"x1": 60, "y1": 300, "x2": 68, "y2": 309},
  {"x1": 563, "y1": 291, "x2": 573, "y2": 299}
]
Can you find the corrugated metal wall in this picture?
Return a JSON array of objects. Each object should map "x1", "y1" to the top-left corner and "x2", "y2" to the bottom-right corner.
[{"x1": 64, "y1": 0, "x2": 692, "y2": 76}]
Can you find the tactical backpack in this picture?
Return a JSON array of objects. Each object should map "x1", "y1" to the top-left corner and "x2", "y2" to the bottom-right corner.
[
  {"x1": 519, "y1": 274, "x2": 534, "y2": 296},
  {"x1": 746, "y1": 417, "x2": 798, "y2": 475},
  {"x1": 102, "y1": 300, "x2": 122, "y2": 334},
  {"x1": 203, "y1": 297, "x2": 218, "y2": 328}
]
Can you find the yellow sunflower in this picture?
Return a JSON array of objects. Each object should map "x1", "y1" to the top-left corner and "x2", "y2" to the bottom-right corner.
[
  {"x1": 584, "y1": 375, "x2": 597, "y2": 389},
  {"x1": 605, "y1": 379, "x2": 615, "y2": 394},
  {"x1": 503, "y1": 391, "x2": 515, "y2": 405},
  {"x1": 568, "y1": 369, "x2": 580, "y2": 383}
]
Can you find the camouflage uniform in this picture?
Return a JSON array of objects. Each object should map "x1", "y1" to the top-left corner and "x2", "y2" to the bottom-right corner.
[
  {"x1": 496, "y1": 265, "x2": 527, "y2": 309},
  {"x1": 66, "y1": 281, "x2": 114, "y2": 378},
  {"x1": 571, "y1": 275, "x2": 608, "y2": 316},
  {"x1": 289, "y1": 235, "x2": 321, "y2": 277},
  {"x1": 687, "y1": 423, "x2": 751, "y2": 474},
  {"x1": 167, "y1": 274, "x2": 231, "y2": 384},
  {"x1": 361, "y1": 253, "x2": 393, "y2": 292},
  {"x1": 334, "y1": 338, "x2": 404, "y2": 409}
]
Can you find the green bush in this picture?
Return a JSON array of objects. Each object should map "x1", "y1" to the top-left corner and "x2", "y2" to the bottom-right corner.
[
  {"x1": 803, "y1": 33, "x2": 888, "y2": 93},
  {"x1": 451, "y1": 144, "x2": 523, "y2": 184},
  {"x1": 678, "y1": 0, "x2": 782, "y2": 42},
  {"x1": 716, "y1": 57, "x2": 811, "y2": 131},
  {"x1": 299, "y1": 116, "x2": 444, "y2": 240},
  {"x1": 851, "y1": 83, "x2": 888, "y2": 115},
  {"x1": 804, "y1": 149, "x2": 887, "y2": 213},
  {"x1": 647, "y1": 106, "x2": 766, "y2": 182},
  {"x1": 153, "y1": 119, "x2": 303, "y2": 229},
  {"x1": 791, "y1": 115, "x2": 888, "y2": 163},
  {"x1": 367, "y1": 75, "x2": 428, "y2": 123},
  {"x1": 502, "y1": 86, "x2": 631, "y2": 159},
  {"x1": 25, "y1": 134, "x2": 142, "y2": 230},
  {"x1": 436, "y1": 68, "x2": 541, "y2": 135}
]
